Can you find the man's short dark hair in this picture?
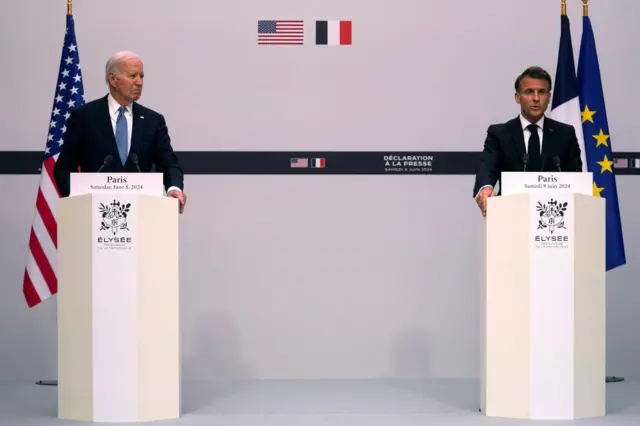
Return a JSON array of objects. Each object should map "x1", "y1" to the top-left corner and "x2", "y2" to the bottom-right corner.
[{"x1": 515, "y1": 66, "x2": 553, "y2": 93}]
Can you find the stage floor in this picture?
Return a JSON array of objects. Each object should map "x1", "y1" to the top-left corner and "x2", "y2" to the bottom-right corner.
[{"x1": 1, "y1": 378, "x2": 639, "y2": 425}]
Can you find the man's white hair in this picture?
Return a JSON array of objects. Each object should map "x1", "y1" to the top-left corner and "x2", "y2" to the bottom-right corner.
[{"x1": 105, "y1": 51, "x2": 141, "y2": 84}]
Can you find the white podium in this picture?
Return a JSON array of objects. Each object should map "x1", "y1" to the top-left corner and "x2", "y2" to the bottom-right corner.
[
  {"x1": 480, "y1": 171, "x2": 606, "y2": 420},
  {"x1": 57, "y1": 173, "x2": 181, "y2": 423}
]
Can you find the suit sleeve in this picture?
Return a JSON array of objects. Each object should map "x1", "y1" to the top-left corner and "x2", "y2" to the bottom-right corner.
[
  {"x1": 566, "y1": 126, "x2": 584, "y2": 172},
  {"x1": 152, "y1": 114, "x2": 184, "y2": 191},
  {"x1": 53, "y1": 109, "x2": 83, "y2": 197},
  {"x1": 472, "y1": 125, "x2": 500, "y2": 198}
]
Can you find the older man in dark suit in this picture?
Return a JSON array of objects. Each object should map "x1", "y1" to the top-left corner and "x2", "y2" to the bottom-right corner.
[
  {"x1": 473, "y1": 66, "x2": 582, "y2": 217},
  {"x1": 53, "y1": 51, "x2": 187, "y2": 213}
]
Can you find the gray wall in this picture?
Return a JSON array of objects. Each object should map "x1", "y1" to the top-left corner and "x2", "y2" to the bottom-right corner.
[{"x1": 1, "y1": 0, "x2": 638, "y2": 382}]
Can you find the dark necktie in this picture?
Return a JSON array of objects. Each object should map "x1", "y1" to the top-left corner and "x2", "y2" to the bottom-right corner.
[{"x1": 527, "y1": 124, "x2": 541, "y2": 171}]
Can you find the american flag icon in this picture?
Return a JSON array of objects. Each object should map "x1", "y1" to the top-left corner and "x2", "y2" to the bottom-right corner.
[
  {"x1": 613, "y1": 158, "x2": 628, "y2": 169},
  {"x1": 290, "y1": 158, "x2": 308, "y2": 168},
  {"x1": 258, "y1": 20, "x2": 304, "y2": 45}
]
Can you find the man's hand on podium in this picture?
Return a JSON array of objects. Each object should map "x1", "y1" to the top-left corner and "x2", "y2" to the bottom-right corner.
[
  {"x1": 168, "y1": 189, "x2": 187, "y2": 214},
  {"x1": 476, "y1": 186, "x2": 496, "y2": 217}
]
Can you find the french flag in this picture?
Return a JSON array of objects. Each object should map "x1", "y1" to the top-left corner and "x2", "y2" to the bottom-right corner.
[
  {"x1": 549, "y1": 13, "x2": 587, "y2": 170},
  {"x1": 315, "y1": 20, "x2": 352, "y2": 46},
  {"x1": 311, "y1": 158, "x2": 326, "y2": 168}
]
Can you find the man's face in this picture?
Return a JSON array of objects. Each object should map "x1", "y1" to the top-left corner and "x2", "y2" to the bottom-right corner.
[
  {"x1": 109, "y1": 57, "x2": 144, "y2": 104},
  {"x1": 514, "y1": 76, "x2": 550, "y2": 122}
]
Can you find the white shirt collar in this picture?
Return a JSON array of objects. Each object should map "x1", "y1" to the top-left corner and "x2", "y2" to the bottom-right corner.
[
  {"x1": 107, "y1": 93, "x2": 133, "y2": 116},
  {"x1": 519, "y1": 114, "x2": 544, "y2": 131}
]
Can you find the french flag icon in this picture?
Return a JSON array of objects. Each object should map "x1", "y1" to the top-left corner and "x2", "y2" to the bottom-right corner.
[{"x1": 311, "y1": 158, "x2": 326, "y2": 168}]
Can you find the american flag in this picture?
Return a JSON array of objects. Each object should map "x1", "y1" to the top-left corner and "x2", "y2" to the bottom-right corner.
[
  {"x1": 23, "y1": 13, "x2": 85, "y2": 308},
  {"x1": 613, "y1": 158, "x2": 628, "y2": 169},
  {"x1": 258, "y1": 20, "x2": 304, "y2": 45},
  {"x1": 290, "y1": 158, "x2": 308, "y2": 168}
]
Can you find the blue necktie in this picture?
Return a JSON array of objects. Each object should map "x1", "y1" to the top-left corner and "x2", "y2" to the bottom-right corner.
[{"x1": 115, "y1": 106, "x2": 128, "y2": 165}]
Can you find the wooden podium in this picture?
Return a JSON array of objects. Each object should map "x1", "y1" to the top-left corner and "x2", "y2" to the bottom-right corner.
[
  {"x1": 57, "y1": 173, "x2": 181, "y2": 422},
  {"x1": 480, "y1": 171, "x2": 606, "y2": 420}
]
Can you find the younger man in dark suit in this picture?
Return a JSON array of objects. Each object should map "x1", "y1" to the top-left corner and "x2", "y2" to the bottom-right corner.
[
  {"x1": 473, "y1": 66, "x2": 582, "y2": 217},
  {"x1": 53, "y1": 51, "x2": 187, "y2": 213}
]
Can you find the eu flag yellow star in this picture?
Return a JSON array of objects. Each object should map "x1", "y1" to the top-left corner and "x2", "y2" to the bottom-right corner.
[
  {"x1": 582, "y1": 105, "x2": 596, "y2": 123},
  {"x1": 597, "y1": 154, "x2": 614, "y2": 173},
  {"x1": 592, "y1": 181, "x2": 604, "y2": 197},
  {"x1": 592, "y1": 129, "x2": 610, "y2": 147}
]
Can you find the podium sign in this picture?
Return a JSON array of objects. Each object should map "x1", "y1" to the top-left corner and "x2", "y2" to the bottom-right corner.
[
  {"x1": 57, "y1": 186, "x2": 180, "y2": 422},
  {"x1": 481, "y1": 175, "x2": 606, "y2": 420},
  {"x1": 69, "y1": 172, "x2": 165, "y2": 197},
  {"x1": 500, "y1": 171, "x2": 593, "y2": 196}
]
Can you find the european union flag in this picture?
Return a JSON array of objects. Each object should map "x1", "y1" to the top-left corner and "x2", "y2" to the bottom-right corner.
[{"x1": 577, "y1": 15, "x2": 626, "y2": 271}]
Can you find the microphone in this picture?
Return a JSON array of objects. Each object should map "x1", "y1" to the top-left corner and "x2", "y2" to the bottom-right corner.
[
  {"x1": 130, "y1": 153, "x2": 142, "y2": 173},
  {"x1": 553, "y1": 155, "x2": 562, "y2": 172},
  {"x1": 96, "y1": 154, "x2": 113, "y2": 173},
  {"x1": 523, "y1": 153, "x2": 529, "y2": 171}
]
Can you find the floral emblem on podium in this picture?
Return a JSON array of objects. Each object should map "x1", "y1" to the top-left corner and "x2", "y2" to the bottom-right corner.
[
  {"x1": 536, "y1": 198, "x2": 567, "y2": 234},
  {"x1": 99, "y1": 200, "x2": 131, "y2": 235}
]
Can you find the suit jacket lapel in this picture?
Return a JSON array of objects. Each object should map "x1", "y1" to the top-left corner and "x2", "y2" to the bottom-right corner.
[
  {"x1": 130, "y1": 103, "x2": 143, "y2": 158},
  {"x1": 509, "y1": 117, "x2": 526, "y2": 167},
  {"x1": 541, "y1": 118, "x2": 555, "y2": 170},
  {"x1": 98, "y1": 95, "x2": 117, "y2": 149}
]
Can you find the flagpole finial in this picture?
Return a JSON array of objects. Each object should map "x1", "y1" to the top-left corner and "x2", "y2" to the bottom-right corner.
[
  {"x1": 67, "y1": 0, "x2": 72, "y2": 15},
  {"x1": 583, "y1": 0, "x2": 589, "y2": 16},
  {"x1": 561, "y1": 0, "x2": 566, "y2": 15}
]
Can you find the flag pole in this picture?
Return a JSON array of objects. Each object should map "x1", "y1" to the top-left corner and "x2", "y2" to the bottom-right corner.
[
  {"x1": 581, "y1": 0, "x2": 625, "y2": 385},
  {"x1": 580, "y1": 0, "x2": 623, "y2": 385},
  {"x1": 36, "y1": 0, "x2": 75, "y2": 388}
]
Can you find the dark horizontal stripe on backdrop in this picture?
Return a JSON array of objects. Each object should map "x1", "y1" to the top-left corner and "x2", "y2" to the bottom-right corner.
[{"x1": 1, "y1": 150, "x2": 640, "y2": 175}]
